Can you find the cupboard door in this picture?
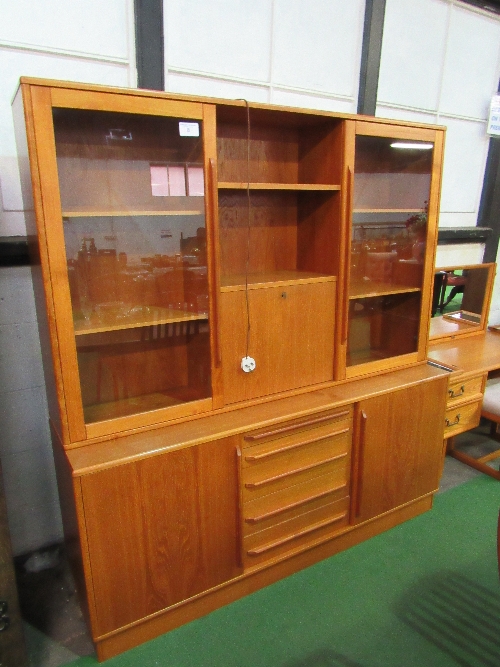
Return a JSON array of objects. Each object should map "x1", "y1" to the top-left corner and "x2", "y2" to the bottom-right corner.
[
  {"x1": 352, "y1": 376, "x2": 448, "y2": 523},
  {"x1": 54, "y1": 107, "x2": 214, "y2": 425},
  {"x1": 220, "y1": 280, "x2": 335, "y2": 404},
  {"x1": 344, "y1": 122, "x2": 444, "y2": 377},
  {"x1": 79, "y1": 437, "x2": 240, "y2": 636},
  {"x1": 25, "y1": 85, "x2": 218, "y2": 439}
]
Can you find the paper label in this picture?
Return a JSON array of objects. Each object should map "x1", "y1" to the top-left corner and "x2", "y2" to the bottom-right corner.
[
  {"x1": 179, "y1": 122, "x2": 200, "y2": 137},
  {"x1": 487, "y1": 95, "x2": 500, "y2": 136}
]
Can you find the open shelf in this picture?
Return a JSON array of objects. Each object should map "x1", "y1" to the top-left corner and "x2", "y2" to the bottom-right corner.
[
  {"x1": 218, "y1": 182, "x2": 340, "y2": 191},
  {"x1": 74, "y1": 306, "x2": 207, "y2": 336},
  {"x1": 220, "y1": 271, "x2": 336, "y2": 292}
]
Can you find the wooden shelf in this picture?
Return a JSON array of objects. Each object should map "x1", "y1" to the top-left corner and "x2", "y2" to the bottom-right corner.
[
  {"x1": 63, "y1": 210, "x2": 204, "y2": 218},
  {"x1": 84, "y1": 390, "x2": 212, "y2": 424},
  {"x1": 220, "y1": 271, "x2": 336, "y2": 292},
  {"x1": 353, "y1": 208, "x2": 423, "y2": 214},
  {"x1": 349, "y1": 281, "x2": 421, "y2": 300},
  {"x1": 218, "y1": 182, "x2": 340, "y2": 191},
  {"x1": 74, "y1": 306, "x2": 207, "y2": 336}
]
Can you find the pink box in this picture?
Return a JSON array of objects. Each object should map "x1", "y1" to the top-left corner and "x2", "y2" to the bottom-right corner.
[
  {"x1": 150, "y1": 165, "x2": 169, "y2": 197},
  {"x1": 168, "y1": 165, "x2": 187, "y2": 196},
  {"x1": 187, "y1": 166, "x2": 204, "y2": 196}
]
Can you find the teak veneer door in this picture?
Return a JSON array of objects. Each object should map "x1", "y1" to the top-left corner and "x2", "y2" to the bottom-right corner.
[
  {"x1": 352, "y1": 375, "x2": 448, "y2": 523},
  {"x1": 20, "y1": 83, "x2": 220, "y2": 442},
  {"x1": 79, "y1": 437, "x2": 240, "y2": 636},
  {"x1": 341, "y1": 121, "x2": 444, "y2": 380}
]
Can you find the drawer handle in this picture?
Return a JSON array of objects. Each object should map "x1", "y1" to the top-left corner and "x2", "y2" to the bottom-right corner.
[
  {"x1": 246, "y1": 511, "x2": 347, "y2": 556},
  {"x1": 448, "y1": 385, "x2": 465, "y2": 399},
  {"x1": 245, "y1": 483, "x2": 347, "y2": 524},
  {"x1": 244, "y1": 428, "x2": 349, "y2": 462},
  {"x1": 445, "y1": 413, "x2": 461, "y2": 427},
  {"x1": 244, "y1": 410, "x2": 351, "y2": 442},
  {"x1": 244, "y1": 452, "x2": 347, "y2": 489}
]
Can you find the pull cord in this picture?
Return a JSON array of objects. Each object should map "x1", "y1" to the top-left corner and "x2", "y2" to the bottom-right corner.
[{"x1": 237, "y1": 98, "x2": 252, "y2": 360}]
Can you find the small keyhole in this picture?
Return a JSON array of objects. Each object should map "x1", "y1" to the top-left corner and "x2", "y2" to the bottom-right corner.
[{"x1": 281, "y1": 292, "x2": 287, "y2": 299}]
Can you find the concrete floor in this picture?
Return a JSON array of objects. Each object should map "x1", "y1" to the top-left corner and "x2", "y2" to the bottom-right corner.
[{"x1": 15, "y1": 422, "x2": 499, "y2": 667}]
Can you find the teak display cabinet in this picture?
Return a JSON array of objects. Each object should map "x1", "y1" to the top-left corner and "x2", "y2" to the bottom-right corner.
[{"x1": 14, "y1": 78, "x2": 448, "y2": 661}]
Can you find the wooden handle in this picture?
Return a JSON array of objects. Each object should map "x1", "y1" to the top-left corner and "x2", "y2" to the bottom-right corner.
[
  {"x1": 245, "y1": 483, "x2": 347, "y2": 524},
  {"x1": 246, "y1": 511, "x2": 347, "y2": 556},
  {"x1": 244, "y1": 428, "x2": 349, "y2": 462},
  {"x1": 354, "y1": 410, "x2": 367, "y2": 519},
  {"x1": 244, "y1": 410, "x2": 350, "y2": 442},
  {"x1": 244, "y1": 452, "x2": 347, "y2": 489},
  {"x1": 235, "y1": 445, "x2": 243, "y2": 569},
  {"x1": 342, "y1": 167, "x2": 354, "y2": 345},
  {"x1": 209, "y1": 158, "x2": 221, "y2": 367}
]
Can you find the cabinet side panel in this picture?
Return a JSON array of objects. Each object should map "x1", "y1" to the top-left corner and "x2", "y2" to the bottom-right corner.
[
  {"x1": 51, "y1": 425, "x2": 96, "y2": 634},
  {"x1": 12, "y1": 85, "x2": 66, "y2": 439},
  {"x1": 80, "y1": 437, "x2": 240, "y2": 636}
]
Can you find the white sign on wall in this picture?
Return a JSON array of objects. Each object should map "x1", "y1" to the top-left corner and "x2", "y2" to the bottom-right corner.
[{"x1": 487, "y1": 95, "x2": 500, "y2": 136}]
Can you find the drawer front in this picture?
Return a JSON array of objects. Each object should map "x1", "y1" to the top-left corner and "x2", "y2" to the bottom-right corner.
[
  {"x1": 243, "y1": 468, "x2": 349, "y2": 536},
  {"x1": 444, "y1": 399, "x2": 482, "y2": 437},
  {"x1": 447, "y1": 374, "x2": 485, "y2": 405},
  {"x1": 243, "y1": 408, "x2": 352, "y2": 449},
  {"x1": 242, "y1": 418, "x2": 350, "y2": 466},
  {"x1": 242, "y1": 431, "x2": 350, "y2": 502},
  {"x1": 242, "y1": 497, "x2": 349, "y2": 569}
]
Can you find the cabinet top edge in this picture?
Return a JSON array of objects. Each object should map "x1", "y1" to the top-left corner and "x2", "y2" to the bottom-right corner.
[
  {"x1": 65, "y1": 365, "x2": 449, "y2": 476},
  {"x1": 14, "y1": 77, "x2": 446, "y2": 132}
]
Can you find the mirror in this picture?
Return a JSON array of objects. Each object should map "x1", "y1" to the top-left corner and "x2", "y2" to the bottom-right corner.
[{"x1": 429, "y1": 263, "x2": 495, "y2": 341}]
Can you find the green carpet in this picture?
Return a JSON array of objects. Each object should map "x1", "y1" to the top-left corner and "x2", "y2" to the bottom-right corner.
[{"x1": 65, "y1": 476, "x2": 500, "y2": 667}]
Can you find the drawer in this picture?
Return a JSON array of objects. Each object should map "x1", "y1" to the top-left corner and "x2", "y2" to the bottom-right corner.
[
  {"x1": 444, "y1": 398, "x2": 482, "y2": 437},
  {"x1": 242, "y1": 417, "x2": 350, "y2": 467},
  {"x1": 242, "y1": 496, "x2": 349, "y2": 569},
  {"x1": 241, "y1": 431, "x2": 350, "y2": 503},
  {"x1": 447, "y1": 374, "x2": 485, "y2": 405},
  {"x1": 242, "y1": 407, "x2": 353, "y2": 452},
  {"x1": 242, "y1": 468, "x2": 349, "y2": 536}
]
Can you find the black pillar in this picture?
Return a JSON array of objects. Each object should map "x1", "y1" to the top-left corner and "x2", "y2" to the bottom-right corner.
[
  {"x1": 134, "y1": 0, "x2": 164, "y2": 91},
  {"x1": 357, "y1": 0, "x2": 386, "y2": 116}
]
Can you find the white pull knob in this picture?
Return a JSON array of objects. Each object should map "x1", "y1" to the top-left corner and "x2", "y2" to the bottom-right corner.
[{"x1": 241, "y1": 356, "x2": 256, "y2": 373}]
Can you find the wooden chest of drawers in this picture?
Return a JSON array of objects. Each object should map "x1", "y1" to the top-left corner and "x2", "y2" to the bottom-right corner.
[
  {"x1": 444, "y1": 373, "x2": 486, "y2": 438},
  {"x1": 240, "y1": 408, "x2": 352, "y2": 568}
]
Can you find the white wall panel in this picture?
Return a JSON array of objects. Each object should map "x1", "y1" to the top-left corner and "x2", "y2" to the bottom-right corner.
[
  {"x1": 439, "y1": 5, "x2": 500, "y2": 119},
  {"x1": 2, "y1": 446, "x2": 62, "y2": 554},
  {"x1": 435, "y1": 243, "x2": 484, "y2": 268},
  {"x1": 272, "y1": 0, "x2": 364, "y2": 99},
  {"x1": 439, "y1": 117, "x2": 490, "y2": 216},
  {"x1": 0, "y1": 0, "x2": 131, "y2": 60},
  {"x1": 271, "y1": 88, "x2": 355, "y2": 113},
  {"x1": 0, "y1": 49, "x2": 133, "y2": 235},
  {"x1": 488, "y1": 269, "x2": 500, "y2": 324},
  {"x1": 165, "y1": 0, "x2": 273, "y2": 84},
  {"x1": 378, "y1": 0, "x2": 449, "y2": 111},
  {"x1": 375, "y1": 104, "x2": 437, "y2": 125},
  {"x1": 166, "y1": 72, "x2": 270, "y2": 103}
]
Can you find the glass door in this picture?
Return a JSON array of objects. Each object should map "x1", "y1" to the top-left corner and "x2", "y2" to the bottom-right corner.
[
  {"x1": 347, "y1": 130, "x2": 435, "y2": 373},
  {"x1": 53, "y1": 107, "x2": 211, "y2": 424}
]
